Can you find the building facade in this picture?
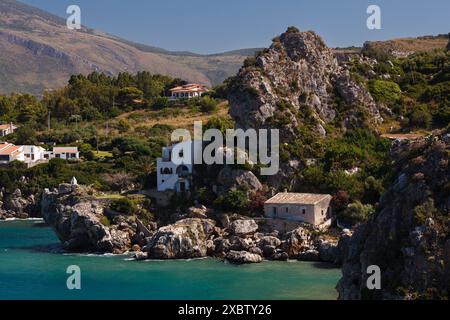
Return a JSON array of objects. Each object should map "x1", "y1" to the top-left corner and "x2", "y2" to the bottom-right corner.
[
  {"x1": 156, "y1": 140, "x2": 202, "y2": 192},
  {"x1": 264, "y1": 192, "x2": 332, "y2": 226}
]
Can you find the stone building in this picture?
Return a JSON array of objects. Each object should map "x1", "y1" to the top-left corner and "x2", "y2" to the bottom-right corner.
[{"x1": 264, "y1": 192, "x2": 332, "y2": 226}]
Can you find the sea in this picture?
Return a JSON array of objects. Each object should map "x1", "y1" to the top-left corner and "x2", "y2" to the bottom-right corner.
[{"x1": 0, "y1": 219, "x2": 340, "y2": 300}]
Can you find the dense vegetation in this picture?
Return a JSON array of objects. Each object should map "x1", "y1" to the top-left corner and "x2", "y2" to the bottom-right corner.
[
  {"x1": 0, "y1": 71, "x2": 224, "y2": 202},
  {"x1": 351, "y1": 48, "x2": 449, "y2": 130}
]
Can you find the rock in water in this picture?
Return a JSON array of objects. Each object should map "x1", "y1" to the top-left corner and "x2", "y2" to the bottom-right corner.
[
  {"x1": 282, "y1": 227, "x2": 311, "y2": 258},
  {"x1": 225, "y1": 250, "x2": 263, "y2": 264},
  {"x1": 146, "y1": 218, "x2": 216, "y2": 259},
  {"x1": 41, "y1": 185, "x2": 131, "y2": 253}
]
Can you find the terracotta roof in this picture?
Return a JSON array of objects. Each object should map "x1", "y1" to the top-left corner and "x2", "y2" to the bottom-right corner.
[
  {"x1": 265, "y1": 193, "x2": 332, "y2": 205},
  {"x1": 170, "y1": 84, "x2": 208, "y2": 93},
  {"x1": 0, "y1": 144, "x2": 22, "y2": 155},
  {"x1": 53, "y1": 147, "x2": 78, "y2": 153},
  {"x1": 0, "y1": 124, "x2": 13, "y2": 130}
]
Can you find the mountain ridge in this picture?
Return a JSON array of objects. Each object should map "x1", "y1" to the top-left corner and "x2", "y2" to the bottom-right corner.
[{"x1": 0, "y1": 0, "x2": 257, "y2": 94}]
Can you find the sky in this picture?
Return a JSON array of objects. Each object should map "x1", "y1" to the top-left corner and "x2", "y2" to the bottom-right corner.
[{"x1": 21, "y1": 0, "x2": 450, "y2": 54}]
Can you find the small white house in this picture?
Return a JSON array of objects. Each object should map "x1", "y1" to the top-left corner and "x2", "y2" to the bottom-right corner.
[
  {"x1": 156, "y1": 141, "x2": 202, "y2": 192},
  {"x1": 0, "y1": 123, "x2": 17, "y2": 137},
  {"x1": 264, "y1": 192, "x2": 332, "y2": 226},
  {"x1": 44, "y1": 147, "x2": 79, "y2": 160}
]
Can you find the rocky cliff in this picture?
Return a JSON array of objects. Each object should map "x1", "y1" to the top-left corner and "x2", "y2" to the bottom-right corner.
[
  {"x1": 41, "y1": 184, "x2": 133, "y2": 253},
  {"x1": 227, "y1": 27, "x2": 382, "y2": 140},
  {"x1": 337, "y1": 133, "x2": 450, "y2": 300}
]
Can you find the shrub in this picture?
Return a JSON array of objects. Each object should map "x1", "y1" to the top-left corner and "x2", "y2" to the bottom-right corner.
[
  {"x1": 215, "y1": 189, "x2": 249, "y2": 213},
  {"x1": 414, "y1": 198, "x2": 437, "y2": 225},
  {"x1": 368, "y1": 80, "x2": 401, "y2": 104},
  {"x1": 339, "y1": 201, "x2": 374, "y2": 225},
  {"x1": 408, "y1": 105, "x2": 432, "y2": 129},
  {"x1": 109, "y1": 198, "x2": 138, "y2": 215},
  {"x1": 199, "y1": 96, "x2": 219, "y2": 113}
]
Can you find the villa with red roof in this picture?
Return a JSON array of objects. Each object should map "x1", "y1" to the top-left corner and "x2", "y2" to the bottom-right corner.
[
  {"x1": 169, "y1": 83, "x2": 209, "y2": 100},
  {"x1": 0, "y1": 143, "x2": 79, "y2": 165},
  {"x1": 0, "y1": 123, "x2": 17, "y2": 137},
  {"x1": 0, "y1": 143, "x2": 24, "y2": 164}
]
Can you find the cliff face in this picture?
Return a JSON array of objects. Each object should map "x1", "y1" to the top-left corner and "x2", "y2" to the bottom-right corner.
[
  {"x1": 41, "y1": 184, "x2": 133, "y2": 253},
  {"x1": 337, "y1": 134, "x2": 450, "y2": 300},
  {"x1": 227, "y1": 28, "x2": 381, "y2": 140}
]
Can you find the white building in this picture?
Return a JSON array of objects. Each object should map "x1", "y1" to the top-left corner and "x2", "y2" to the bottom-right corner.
[
  {"x1": 0, "y1": 143, "x2": 79, "y2": 165},
  {"x1": 22, "y1": 145, "x2": 46, "y2": 163},
  {"x1": 156, "y1": 141, "x2": 202, "y2": 192},
  {"x1": 0, "y1": 123, "x2": 17, "y2": 137},
  {"x1": 169, "y1": 84, "x2": 208, "y2": 100},
  {"x1": 44, "y1": 147, "x2": 79, "y2": 160},
  {"x1": 0, "y1": 143, "x2": 24, "y2": 164},
  {"x1": 264, "y1": 192, "x2": 332, "y2": 226}
]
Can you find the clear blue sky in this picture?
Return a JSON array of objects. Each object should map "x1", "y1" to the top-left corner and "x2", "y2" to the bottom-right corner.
[{"x1": 21, "y1": 0, "x2": 450, "y2": 54}]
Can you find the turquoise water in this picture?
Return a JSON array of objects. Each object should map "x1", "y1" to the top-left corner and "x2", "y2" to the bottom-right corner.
[{"x1": 0, "y1": 220, "x2": 340, "y2": 300}]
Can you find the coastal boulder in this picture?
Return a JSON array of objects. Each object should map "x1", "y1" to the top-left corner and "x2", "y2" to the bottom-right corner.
[
  {"x1": 146, "y1": 218, "x2": 216, "y2": 259},
  {"x1": 229, "y1": 219, "x2": 258, "y2": 236},
  {"x1": 225, "y1": 250, "x2": 263, "y2": 264},
  {"x1": 282, "y1": 227, "x2": 311, "y2": 258}
]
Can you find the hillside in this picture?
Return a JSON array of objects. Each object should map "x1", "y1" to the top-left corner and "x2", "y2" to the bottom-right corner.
[
  {"x1": 363, "y1": 34, "x2": 449, "y2": 58},
  {"x1": 0, "y1": 0, "x2": 253, "y2": 94}
]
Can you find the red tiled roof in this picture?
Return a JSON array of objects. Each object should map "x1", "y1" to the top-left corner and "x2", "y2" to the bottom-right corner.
[{"x1": 0, "y1": 144, "x2": 21, "y2": 155}]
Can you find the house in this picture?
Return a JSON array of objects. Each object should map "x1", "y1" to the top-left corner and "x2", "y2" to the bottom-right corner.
[
  {"x1": 156, "y1": 140, "x2": 202, "y2": 192},
  {"x1": 0, "y1": 143, "x2": 24, "y2": 164},
  {"x1": 169, "y1": 83, "x2": 208, "y2": 100},
  {"x1": 0, "y1": 143, "x2": 79, "y2": 165},
  {"x1": 264, "y1": 192, "x2": 332, "y2": 226},
  {"x1": 44, "y1": 147, "x2": 79, "y2": 160},
  {"x1": 0, "y1": 123, "x2": 17, "y2": 137}
]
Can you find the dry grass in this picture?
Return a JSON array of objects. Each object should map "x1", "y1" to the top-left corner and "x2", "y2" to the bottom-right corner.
[{"x1": 111, "y1": 101, "x2": 230, "y2": 133}]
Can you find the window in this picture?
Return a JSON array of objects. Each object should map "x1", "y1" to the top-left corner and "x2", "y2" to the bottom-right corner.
[
  {"x1": 302, "y1": 209, "x2": 306, "y2": 215},
  {"x1": 272, "y1": 207, "x2": 277, "y2": 216},
  {"x1": 285, "y1": 207, "x2": 289, "y2": 213},
  {"x1": 321, "y1": 210, "x2": 325, "y2": 216}
]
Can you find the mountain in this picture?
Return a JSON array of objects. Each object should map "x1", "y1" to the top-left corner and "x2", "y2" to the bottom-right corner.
[{"x1": 0, "y1": 0, "x2": 257, "y2": 94}]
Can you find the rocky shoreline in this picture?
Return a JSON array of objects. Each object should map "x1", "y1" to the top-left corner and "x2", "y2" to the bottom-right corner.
[{"x1": 5, "y1": 183, "x2": 346, "y2": 266}]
